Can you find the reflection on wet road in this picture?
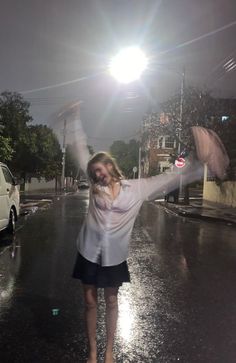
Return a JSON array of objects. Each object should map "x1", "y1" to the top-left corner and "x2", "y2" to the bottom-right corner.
[
  {"x1": 0, "y1": 234, "x2": 21, "y2": 318},
  {"x1": 0, "y1": 192, "x2": 236, "y2": 362}
]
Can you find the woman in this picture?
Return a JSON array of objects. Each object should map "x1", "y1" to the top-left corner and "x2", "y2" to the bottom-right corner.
[{"x1": 69, "y1": 107, "x2": 228, "y2": 363}]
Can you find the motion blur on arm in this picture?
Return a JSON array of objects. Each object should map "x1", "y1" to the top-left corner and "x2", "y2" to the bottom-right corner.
[
  {"x1": 57, "y1": 101, "x2": 91, "y2": 176},
  {"x1": 191, "y1": 126, "x2": 229, "y2": 180},
  {"x1": 138, "y1": 126, "x2": 229, "y2": 202},
  {"x1": 57, "y1": 102, "x2": 229, "y2": 201}
]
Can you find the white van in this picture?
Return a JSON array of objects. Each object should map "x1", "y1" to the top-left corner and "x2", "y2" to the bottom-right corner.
[{"x1": 0, "y1": 162, "x2": 20, "y2": 233}]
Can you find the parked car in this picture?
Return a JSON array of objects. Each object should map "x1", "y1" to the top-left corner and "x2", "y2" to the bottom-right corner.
[
  {"x1": 0, "y1": 162, "x2": 20, "y2": 234},
  {"x1": 78, "y1": 179, "x2": 89, "y2": 189}
]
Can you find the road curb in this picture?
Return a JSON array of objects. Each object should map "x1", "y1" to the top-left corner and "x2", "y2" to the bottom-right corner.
[
  {"x1": 157, "y1": 202, "x2": 236, "y2": 226},
  {"x1": 20, "y1": 200, "x2": 53, "y2": 216}
]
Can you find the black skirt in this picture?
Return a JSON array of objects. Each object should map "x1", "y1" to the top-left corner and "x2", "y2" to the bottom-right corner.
[{"x1": 72, "y1": 252, "x2": 131, "y2": 288}]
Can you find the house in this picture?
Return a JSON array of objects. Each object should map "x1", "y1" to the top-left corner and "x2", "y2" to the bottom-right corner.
[{"x1": 141, "y1": 112, "x2": 177, "y2": 176}]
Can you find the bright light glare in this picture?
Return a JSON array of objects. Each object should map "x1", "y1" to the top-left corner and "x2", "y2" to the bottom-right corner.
[
  {"x1": 109, "y1": 47, "x2": 148, "y2": 84},
  {"x1": 118, "y1": 300, "x2": 134, "y2": 342}
]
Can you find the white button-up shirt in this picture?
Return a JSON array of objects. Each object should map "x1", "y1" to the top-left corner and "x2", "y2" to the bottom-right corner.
[
  {"x1": 77, "y1": 178, "x2": 159, "y2": 266},
  {"x1": 72, "y1": 118, "x2": 204, "y2": 266}
]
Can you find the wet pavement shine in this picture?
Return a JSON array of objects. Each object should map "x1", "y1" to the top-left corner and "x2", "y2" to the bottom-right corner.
[{"x1": 0, "y1": 192, "x2": 236, "y2": 362}]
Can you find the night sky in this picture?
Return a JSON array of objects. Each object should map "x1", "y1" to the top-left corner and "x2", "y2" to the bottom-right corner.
[{"x1": 1, "y1": 0, "x2": 236, "y2": 150}]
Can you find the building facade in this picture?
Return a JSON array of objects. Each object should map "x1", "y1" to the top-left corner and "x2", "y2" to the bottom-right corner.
[{"x1": 141, "y1": 112, "x2": 177, "y2": 176}]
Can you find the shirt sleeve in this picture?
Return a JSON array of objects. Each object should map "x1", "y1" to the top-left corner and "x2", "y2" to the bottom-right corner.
[
  {"x1": 70, "y1": 117, "x2": 91, "y2": 176},
  {"x1": 137, "y1": 161, "x2": 203, "y2": 201}
]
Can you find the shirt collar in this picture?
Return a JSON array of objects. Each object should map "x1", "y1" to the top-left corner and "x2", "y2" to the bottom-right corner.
[
  {"x1": 120, "y1": 179, "x2": 131, "y2": 187},
  {"x1": 96, "y1": 179, "x2": 131, "y2": 191}
]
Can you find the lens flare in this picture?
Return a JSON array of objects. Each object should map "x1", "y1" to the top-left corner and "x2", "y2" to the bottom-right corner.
[{"x1": 109, "y1": 47, "x2": 148, "y2": 84}]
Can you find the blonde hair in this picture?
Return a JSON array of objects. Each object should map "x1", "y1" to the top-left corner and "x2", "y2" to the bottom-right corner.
[{"x1": 87, "y1": 152, "x2": 124, "y2": 190}]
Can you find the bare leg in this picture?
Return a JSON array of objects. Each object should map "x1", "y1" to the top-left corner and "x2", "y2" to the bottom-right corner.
[
  {"x1": 83, "y1": 284, "x2": 98, "y2": 363},
  {"x1": 104, "y1": 287, "x2": 119, "y2": 363}
]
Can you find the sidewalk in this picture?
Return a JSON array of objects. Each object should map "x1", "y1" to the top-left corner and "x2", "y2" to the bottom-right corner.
[
  {"x1": 157, "y1": 198, "x2": 236, "y2": 226},
  {"x1": 19, "y1": 190, "x2": 77, "y2": 215},
  {"x1": 20, "y1": 199, "x2": 53, "y2": 216},
  {"x1": 20, "y1": 191, "x2": 61, "y2": 215}
]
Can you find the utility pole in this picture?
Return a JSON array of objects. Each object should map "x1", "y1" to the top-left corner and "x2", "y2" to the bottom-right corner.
[
  {"x1": 138, "y1": 146, "x2": 142, "y2": 179},
  {"x1": 178, "y1": 68, "x2": 185, "y2": 154},
  {"x1": 178, "y1": 68, "x2": 185, "y2": 200},
  {"x1": 61, "y1": 119, "x2": 67, "y2": 192},
  {"x1": 138, "y1": 121, "x2": 143, "y2": 179}
]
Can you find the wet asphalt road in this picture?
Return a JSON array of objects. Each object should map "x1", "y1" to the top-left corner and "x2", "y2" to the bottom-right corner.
[{"x1": 0, "y1": 192, "x2": 236, "y2": 363}]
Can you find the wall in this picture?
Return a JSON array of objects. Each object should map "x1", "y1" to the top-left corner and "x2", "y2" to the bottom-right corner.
[
  {"x1": 203, "y1": 165, "x2": 236, "y2": 207},
  {"x1": 24, "y1": 178, "x2": 56, "y2": 192}
]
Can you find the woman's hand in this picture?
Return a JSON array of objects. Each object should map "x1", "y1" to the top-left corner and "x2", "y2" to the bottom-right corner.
[{"x1": 191, "y1": 126, "x2": 229, "y2": 180}]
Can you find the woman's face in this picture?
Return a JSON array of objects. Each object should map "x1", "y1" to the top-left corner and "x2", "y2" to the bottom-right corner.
[{"x1": 90, "y1": 162, "x2": 113, "y2": 186}]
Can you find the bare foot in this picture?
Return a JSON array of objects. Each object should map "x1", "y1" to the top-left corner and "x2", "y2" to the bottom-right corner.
[
  {"x1": 86, "y1": 352, "x2": 97, "y2": 363},
  {"x1": 104, "y1": 351, "x2": 115, "y2": 363}
]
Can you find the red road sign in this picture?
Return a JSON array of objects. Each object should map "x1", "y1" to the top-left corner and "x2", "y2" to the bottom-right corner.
[{"x1": 175, "y1": 157, "x2": 186, "y2": 168}]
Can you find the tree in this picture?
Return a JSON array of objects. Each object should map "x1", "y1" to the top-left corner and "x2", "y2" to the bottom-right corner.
[
  {"x1": 0, "y1": 135, "x2": 13, "y2": 162},
  {"x1": 110, "y1": 139, "x2": 139, "y2": 178},
  {"x1": 0, "y1": 119, "x2": 13, "y2": 162},
  {"x1": 0, "y1": 91, "x2": 32, "y2": 170},
  {"x1": 5, "y1": 124, "x2": 62, "y2": 183},
  {"x1": 0, "y1": 91, "x2": 32, "y2": 139},
  {"x1": 22, "y1": 125, "x2": 62, "y2": 181},
  {"x1": 0, "y1": 91, "x2": 63, "y2": 181}
]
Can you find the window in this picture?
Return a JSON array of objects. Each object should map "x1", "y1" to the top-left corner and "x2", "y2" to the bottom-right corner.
[
  {"x1": 1, "y1": 166, "x2": 14, "y2": 184},
  {"x1": 164, "y1": 136, "x2": 175, "y2": 149},
  {"x1": 157, "y1": 136, "x2": 176, "y2": 149},
  {"x1": 157, "y1": 137, "x2": 164, "y2": 148}
]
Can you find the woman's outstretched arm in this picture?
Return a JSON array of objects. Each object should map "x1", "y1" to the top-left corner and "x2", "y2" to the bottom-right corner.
[
  {"x1": 137, "y1": 161, "x2": 203, "y2": 201},
  {"x1": 136, "y1": 126, "x2": 229, "y2": 201},
  {"x1": 69, "y1": 110, "x2": 91, "y2": 176}
]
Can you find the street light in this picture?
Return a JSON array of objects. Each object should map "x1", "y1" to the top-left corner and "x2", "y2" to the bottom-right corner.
[
  {"x1": 109, "y1": 46, "x2": 148, "y2": 84},
  {"x1": 109, "y1": 47, "x2": 186, "y2": 184},
  {"x1": 109, "y1": 46, "x2": 148, "y2": 178}
]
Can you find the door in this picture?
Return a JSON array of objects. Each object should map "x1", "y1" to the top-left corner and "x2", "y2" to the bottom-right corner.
[
  {"x1": 0, "y1": 166, "x2": 15, "y2": 230},
  {"x1": 0, "y1": 166, "x2": 9, "y2": 229}
]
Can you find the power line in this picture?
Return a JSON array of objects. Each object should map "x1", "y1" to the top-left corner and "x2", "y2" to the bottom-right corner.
[
  {"x1": 20, "y1": 71, "x2": 105, "y2": 95},
  {"x1": 206, "y1": 49, "x2": 236, "y2": 86},
  {"x1": 206, "y1": 48, "x2": 236, "y2": 79},
  {"x1": 160, "y1": 20, "x2": 236, "y2": 56}
]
